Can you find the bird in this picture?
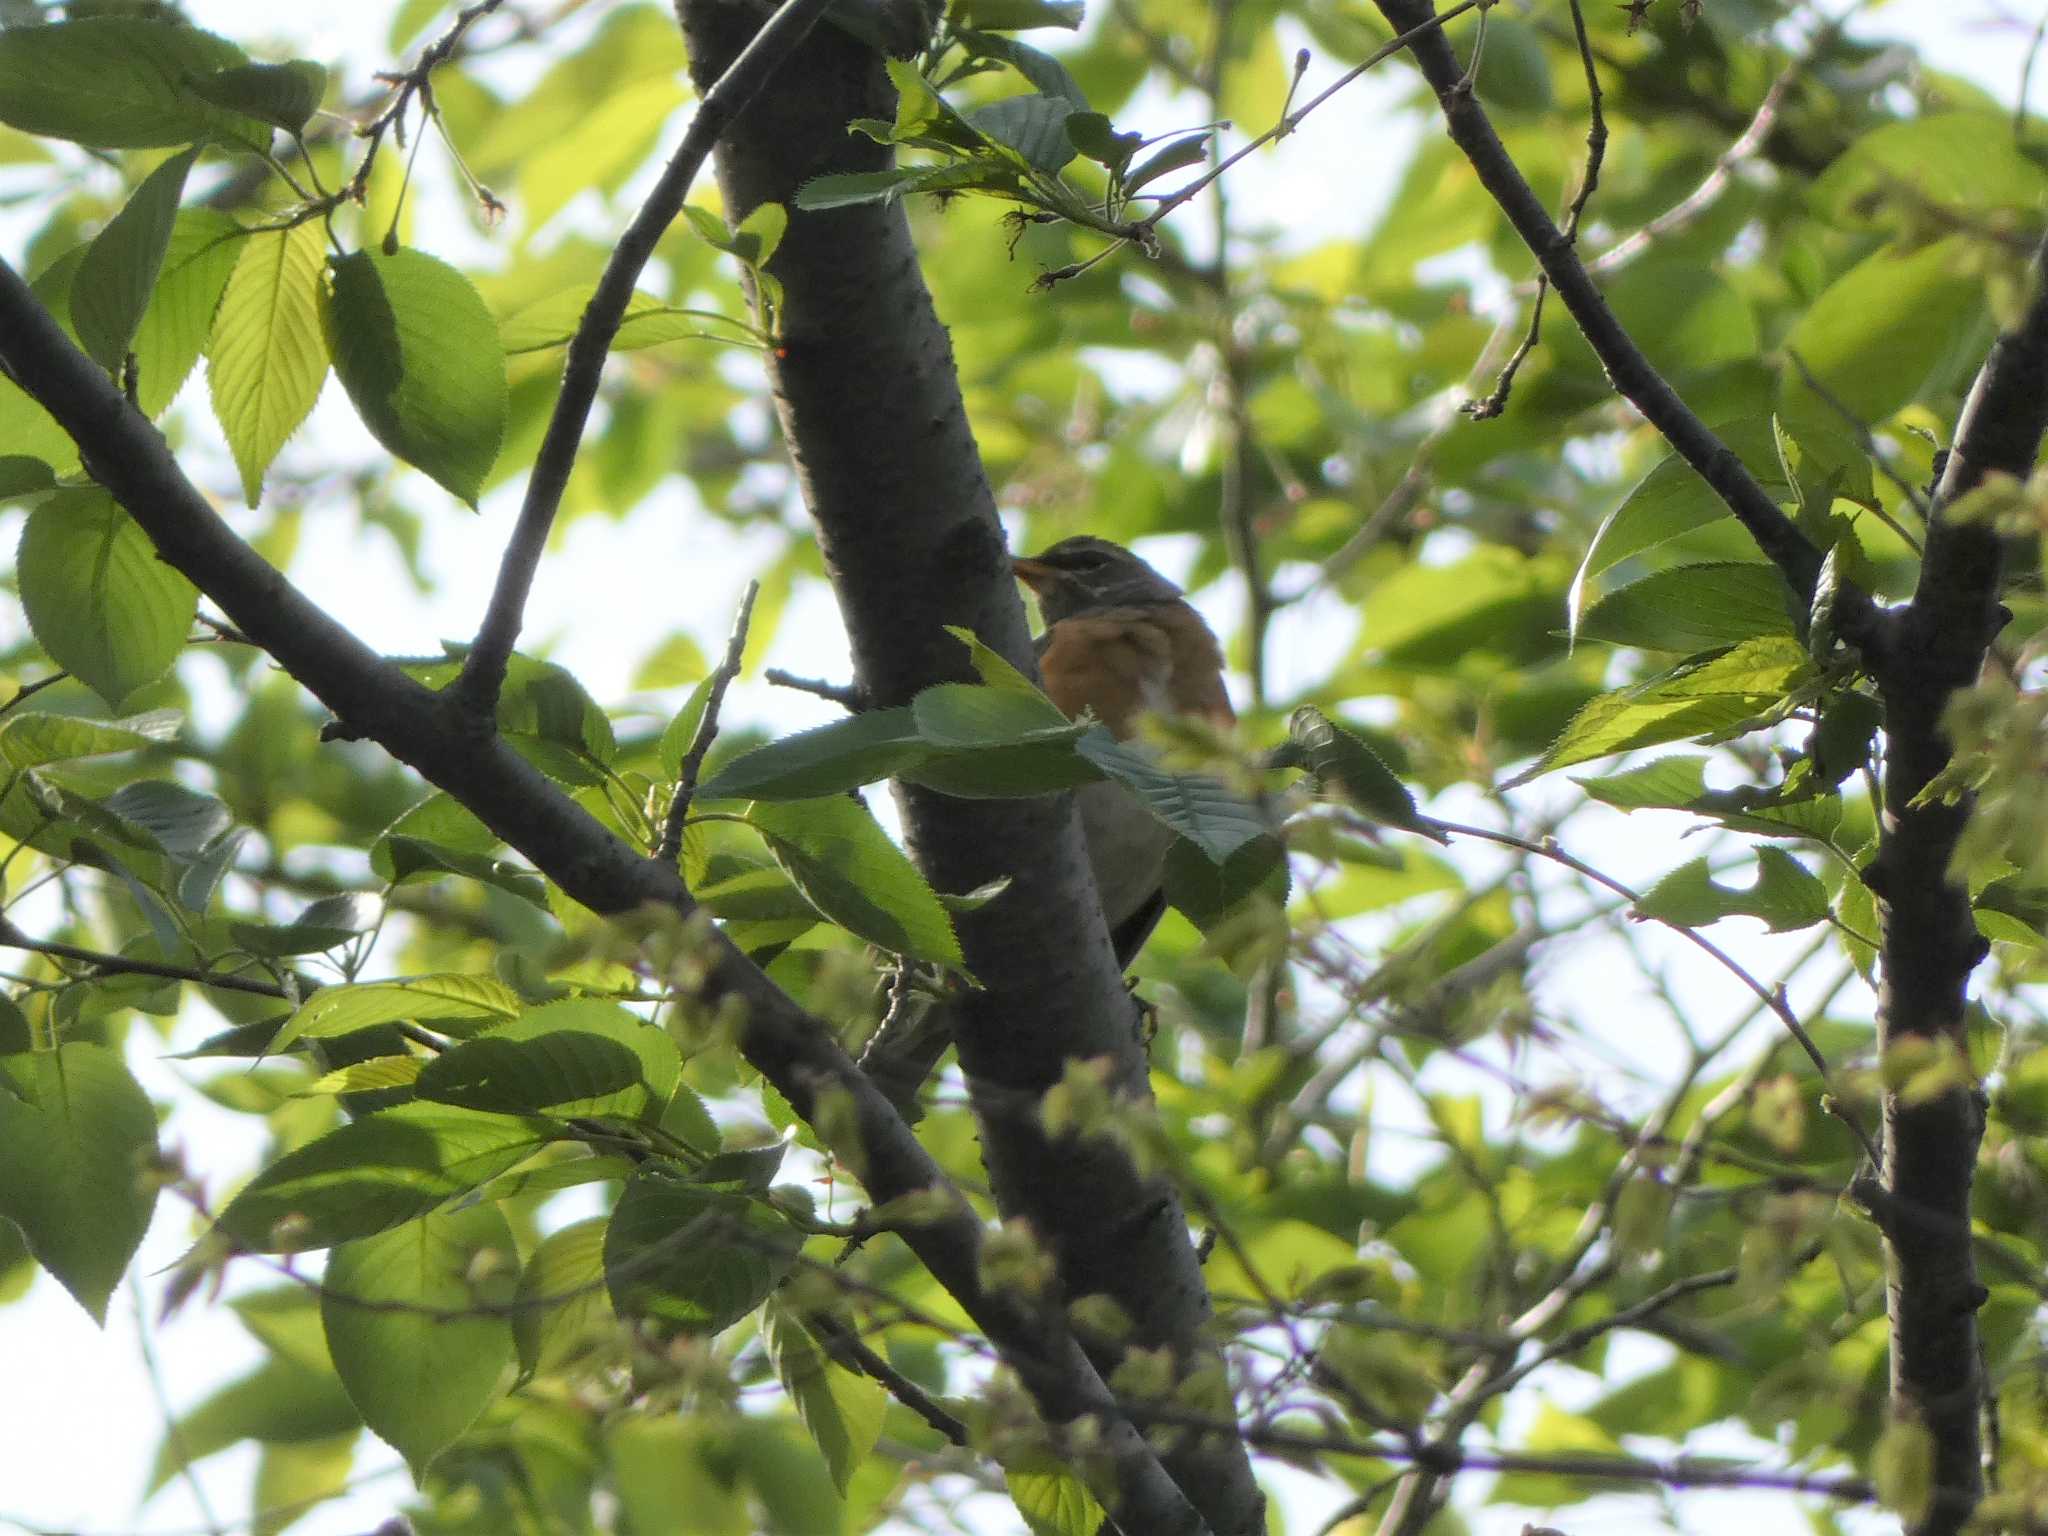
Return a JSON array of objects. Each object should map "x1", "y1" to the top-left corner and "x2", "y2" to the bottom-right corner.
[
  {"x1": 859, "y1": 535, "x2": 1233, "y2": 1118},
  {"x1": 1011, "y1": 535, "x2": 1236, "y2": 964}
]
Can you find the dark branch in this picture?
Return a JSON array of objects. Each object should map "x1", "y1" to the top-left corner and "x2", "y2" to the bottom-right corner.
[
  {"x1": 453, "y1": 0, "x2": 840, "y2": 718},
  {"x1": 1374, "y1": 0, "x2": 1839, "y2": 611},
  {"x1": 657, "y1": 580, "x2": 757, "y2": 863}
]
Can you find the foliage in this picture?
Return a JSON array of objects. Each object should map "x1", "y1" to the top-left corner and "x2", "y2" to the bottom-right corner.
[{"x1": 0, "y1": 2, "x2": 2045, "y2": 1535}]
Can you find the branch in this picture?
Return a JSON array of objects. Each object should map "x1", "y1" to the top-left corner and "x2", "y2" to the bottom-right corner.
[
  {"x1": 453, "y1": 0, "x2": 841, "y2": 718},
  {"x1": 1373, "y1": 0, "x2": 1841, "y2": 613},
  {"x1": 1860, "y1": 225, "x2": 2048, "y2": 1536},
  {"x1": 657, "y1": 580, "x2": 757, "y2": 863},
  {"x1": 0, "y1": 918, "x2": 294, "y2": 1001},
  {"x1": 0, "y1": 254, "x2": 1207, "y2": 1536}
]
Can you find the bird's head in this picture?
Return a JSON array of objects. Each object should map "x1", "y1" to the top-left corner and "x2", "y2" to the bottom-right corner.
[{"x1": 1011, "y1": 536, "x2": 1183, "y2": 624}]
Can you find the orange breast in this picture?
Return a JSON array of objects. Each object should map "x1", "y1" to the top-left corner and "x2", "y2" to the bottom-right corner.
[{"x1": 1037, "y1": 603, "x2": 1233, "y2": 737}]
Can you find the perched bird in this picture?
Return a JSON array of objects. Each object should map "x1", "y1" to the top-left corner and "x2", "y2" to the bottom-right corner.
[
  {"x1": 859, "y1": 535, "x2": 1233, "y2": 1117},
  {"x1": 1012, "y1": 535, "x2": 1235, "y2": 963}
]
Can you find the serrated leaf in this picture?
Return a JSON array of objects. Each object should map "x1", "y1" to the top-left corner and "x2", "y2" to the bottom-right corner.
[
  {"x1": 695, "y1": 708, "x2": 926, "y2": 801},
  {"x1": 1076, "y1": 728, "x2": 1264, "y2": 863},
  {"x1": 512, "y1": 1216, "x2": 614, "y2": 1381},
  {"x1": 1507, "y1": 636, "x2": 1813, "y2": 785},
  {"x1": 72, "y1": 146, "x2": 199, "y2": 369},
  {"x1": 269, "y1": 974, "x2": 522, "y2": 1055},
  {"x1": 379, "y1": 835, "x2": 548, "y2": 907},
  {"x1": 214, "y1": 1102, "x2": 557, "y2": 1252},
  {"x1": 0, "y1": 1043, "x2": 159, "y2": 1323},
  {"x1": 656, "y1": 676, "x2": 715, "y2": 780},
  {"x1": 323, "y1": 246, "x2": 506, "y2": 506},
  {"x1": 321, "y1": 1203, "x2": 516, "y2": 1476},
  {"x1": 17, "y1": 488, "x2": 198, "y2": 708},
  {"x1": 131, "y1": 209, "x2": 241, "y2": 418},
  {"x1": 1633, "y1": 848, "x2": 1829, "y2": 933},
  {"x1": 1574, "y1": 562, "x2": 1797, "y2": 651},
  {"x1": 0, "y1": 18, "x2": 268, "y2": 149},
  {"x1": 763, "y1": 1300, "x2": 885, "y2": 1495},
  {"x1": 415, "y1": 998, "x2": 680, "y2": 1122},
  {"x1": 967, "y1": 94, "x2": 1077, "y2": 172},
  {"x1": 188, "y1": 60, "x2": 328, "y2": 134},
  {"x1": 207, "y1": 218, "x2": 330, "y2": 505},
  {"x1": 1569, "y1": 418, "x2": 1790, "y2": 616},
  {"x1": 1570, "y1": 756, "x2": 1710, "y2": 809},
  {"x1": 603, "y1": 1168, "x2": 796, "y2": 1337},
  {"x1": 1124, "y1": 132, "x2": 1209, "y2": 194},
  {"x1": 102, "y1": 780, "x2": 231, "y2": 859},
  {"x1": 728, "y1": 201, "x2": 788, "y2": 267},
  {"x1": 1008, "y1": 1461, "x2": 1105, "y2": 1536},
  {"x1": 747, "y1": 796, "x2": 963, "y2": 966},
  {"x1": 299, "y1": 1055, "x2": 423, "y2": 1097},
  {"x1": 964, "y1": 31, "x2": 1089, "y2": 106},
  {"x1": 1285, "y1": 706, "x2": 1439, "y2": 837},
  {"x1": 0, "y1": 707, "x2": 180, "y2": 769},
  {"x1": 953, "y1": 0, "x2": 1085, "y2": 29}
]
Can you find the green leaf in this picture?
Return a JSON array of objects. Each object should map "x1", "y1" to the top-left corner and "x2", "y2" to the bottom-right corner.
[
  {"x1": 0, "y1": 707, "x2": 180, "y2": 769},
  {"x1": 1633, "y1": 848, "x2": 1829, "y2": 933},
  {"x1": 1570, "y1": 418, "x2": 1790, "y2": 604},
  {"x1": 269, "y1": 973, "x2": 522, "y2": 1054},
  {"x1": 206, "y1": 218, "x2": 330, "y2": 506},
  {"x1": 1123, "y1": 132, "x2": 1209, "y2": 195},
  {"x1": 512, "y1": 1216, "x2": 614, "y2": 1382},
  {"x1": 763, "y1": 1299, "x2": 886, "y2": 1495},
  {"x1": 1574, "y1": 562, "x2": 1797, "y2": 651},
  {"x1": 323, "y1": 246, "x2": 507, "y2": 507},
  {"x1": 0, "y1": 18, "x2": 268, "y2": 149},
  {"x1": 321, "y1": 1203, "x2": 516, "y2": 1476},
  {"x1": 1780, "y1": 238, "x2": 1984, "y2": 433},
  {"x1": 603, "y1": 1168, "x2": 796, "y2": 1337},
  {"x1": 728, "y1": 201, "x2": 788, "y2": 268},
  {"x1": 1817, "y1": 113, "x2": 2048, "y2": 226},
  {"x1": 656, "y1": 676, "x2": 716, "y2": 780},
  {"x1": 252, "y1": 1434, "x2": 356, "y2": 1536},
  {"x1": 17, "y1": 488, "x2": 199, "y2": 709},
  {"x1": 1064, "y1": 110, "x2": 1139, "y2": 168},
  {"x1": 131, "y1": 210, "x2": 242, "y2": 418},
  {"x1": 149, "y1": 1358, "x2": 359, "y2": 1492},
  {"x1": 72, "y1": 146, "x2": 200, "y2": 369},
  {"x1": 952, "y1": 0, "x2": 1085, "y2": 29},
  {"x1": 415, "y1": 998, "x2": 681, "y2": 1122},
  {"x1": 968, "y1": 94, "x2": 1077, "y2": 172},
  {"x1": 1508, "y1": 636, "x2": 1813, "y2": 784},
  {"x1": 377, "y1": 835, "x2": 549, "y2": 907},
  {"x1": 1570, "y1": 756, "x2": 1709, "y2": 810},
  {"x1": 794, "y1": 167, "x2": 951, "y2": 211},
  {"x1": 696, "y1": 708, "x2": 927, "y2": 801},
  {"x1": 747, "y1": 796, "x2": 963, "y2": 966},
  {"x1": 0, "y1": 1043, "x2": 159, "y2": 1323},
  {"x1": 1075, "y1": 728, "x2": 1265, "y2": 863},
  {"x1": 231, "y1": 892, "x2": 374, "y2": 957},
  {"x1": 1284, "y1": 706, "x2": 1438, "y2": 838},
  {"x1": 188, "y1": 60, "x2": 329, "y2": 134},
  {"x1": 962, "y1": 32, "x2": 1089, "y2": 107},
  {"x1": 214, "y1": 1102, "x2": 558, "y2": 1252},
  {"x1": 1008, "y1": 1461, "x2": 1105, "y2": 1536},
  {"x1": 104, "y1": 780, "x2": 231, "y2": 858}
]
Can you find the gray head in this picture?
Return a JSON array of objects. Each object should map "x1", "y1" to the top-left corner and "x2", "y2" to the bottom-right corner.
[{"x1": 1012, "y1": 536, "x2": 1183, "y2": 625}]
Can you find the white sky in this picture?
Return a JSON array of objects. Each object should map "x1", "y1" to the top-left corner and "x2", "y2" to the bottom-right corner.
[{"x1": 0, "y1": 3, "x2": 2034, "y2": 1536}]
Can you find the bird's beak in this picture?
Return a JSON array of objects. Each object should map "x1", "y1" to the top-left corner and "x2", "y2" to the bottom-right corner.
[{"x1": 1011, "y1": 555, "x2": 1053, "y2": 589}]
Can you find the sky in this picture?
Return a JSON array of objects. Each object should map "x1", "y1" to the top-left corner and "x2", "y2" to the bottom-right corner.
[{"x1": 0, "y1": 3, "x2": 2038, "y2": 1536}]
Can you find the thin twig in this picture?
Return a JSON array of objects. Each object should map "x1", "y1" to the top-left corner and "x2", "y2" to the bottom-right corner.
[
  {"x1": 0, "y1": 917, "x2": 293, "y2": 1000},
  {"x1": 1784, "y1": 346, "x2": 1931, "y2": 541},
  {"x1": 0, "y1": 673, "x2": 66, "y2": 721},
  {"x1": 658, "y1": 582, "x2": 758, "y2": 863},
  {"x1": 764, "y1": 668, "x2": 866, "y2": 711},
  {"x1": 808, "y1": 1308, "x2": 971, "y2": 1445},
  {"x1": 1465, "y1": 0, "x2": 1603, "y2": 420},
  {"x1": 455, "y1": 0, "x2": 841, "y2": 718},
  {"x1": 1138, "y1": 0, "x2": 1489, "y2": 231},
  {"x1": 1426, "y1": 817, "x2": 1883, "y2": 1169}
]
